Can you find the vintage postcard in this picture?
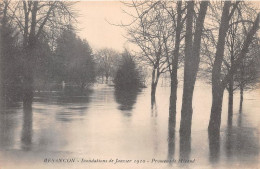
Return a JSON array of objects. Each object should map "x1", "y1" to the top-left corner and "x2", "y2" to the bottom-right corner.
[{"x1": 0, "y1": 0, "x2": 259, "y2": 169}]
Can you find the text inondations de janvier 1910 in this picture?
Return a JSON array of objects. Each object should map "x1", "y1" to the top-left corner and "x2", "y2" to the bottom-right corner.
[{"x1": 43, "y1": 158, "x2": 195, "y2": 164}]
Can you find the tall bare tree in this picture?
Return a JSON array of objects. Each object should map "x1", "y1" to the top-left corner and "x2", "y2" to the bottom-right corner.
[
  {"x1": 6, "y1": 1, "x2": 76, "y2": 108},
  {"x1": 158, "y1": 1, "x2": 186, "y2": 129},
  {"x1": 124, "y1": 1, "x2": 170, "y2": 102},
  {"x1": 0, "y1": 0, "x2": 23, "y2": 107},
  {"x1": 208, "y1": 0, "x2": 259, "y2": 132},
  {"x1": 201, "y1": 2, "x2": 259, "y2": 124},
  {"x1": 179, "y1": 1, "x2": 209, "y2": 135}
]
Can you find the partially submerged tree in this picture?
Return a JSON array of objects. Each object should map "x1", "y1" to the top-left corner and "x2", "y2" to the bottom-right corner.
[
  {"x1": 94, "y1": 48, "x2": 120, "y2": 84},
  {"x1": 201, "y1": 2, "x2": 260, "y2": 124},
  {"x1": 54, "y1": 28, "x2": 95, "y2": 91},
  {"x1": 6, "y1": 1, "x2": 76, "y2": 108},
  {"x1": 114, "y1": 50, "x2": 142, "y2": 90},
  {"x1": 123, "y1": 1, "x2": 169, "y2": 102},
  {"x1": 235, "y1": 41, "x2": 260, "y2": 112},
  {"x1": 0, "y1": 0, "x2": 23, "y2": 106},
  {"x1": 208, "y1": 0, "x2": 259, "y2": 132},
  {"x1": 179, "y1": 1, "x2": 209, "y2": 135},
  {"x1": 157, "y1": 1, "x2": 186, "y2": 128}
]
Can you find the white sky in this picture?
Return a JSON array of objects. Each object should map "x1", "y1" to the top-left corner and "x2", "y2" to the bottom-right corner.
[
  {"x1": 74, "y1": 1, "x2": 134, "y2": 52},
  {"x1": 74, "y1": 1, "x2": 260, "y2": 52}
]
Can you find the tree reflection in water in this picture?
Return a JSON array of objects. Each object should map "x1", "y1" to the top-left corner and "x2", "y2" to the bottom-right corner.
[
  {"x1": 114, "y1": 88, "x2": 140, "y2": 115},
  {"x1": 179, "y1": 132, "x2": 191, "y2": 163},
  {"x1": 21, "y1": 107, "x2": 33, "y2": 151},
  {"x1": 151, "y1": 97, "x2": 157, "y2": 117},
  {"x1": 0, "y1": 106, "x2": 20, "y2": 149},
  {"x1": 224, "y1": 111, "x2": 259, "y2": 161},
  {"x1": 167, "y1": 115, "x2": 176, "y2": 165},
  {"x1": 151, "y1": 99, "x2": 159, "y2": 155},
  {"x1": 208, "y1": 130, "x2": 220, "y2": 163},
  {"x1": 208, "y1": 109, "x2": 259, "y2": 165},
  {"x1": 34, "y1": 90, "x2": 92, "y2": 122}
]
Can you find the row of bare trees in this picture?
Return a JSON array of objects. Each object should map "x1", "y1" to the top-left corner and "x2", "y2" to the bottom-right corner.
[
  {"x1": 0, "y1": 0, "x2": 78, "y2": 108},
  {"x1": 123, "y1": 0, "x2": 259, "y2": 134},
  {"x1": 1, "y1": 0, "x2": 259, "y2": 134},
  {"x1": 0, "y1": 0, "x2": 77, "y2": 108}
]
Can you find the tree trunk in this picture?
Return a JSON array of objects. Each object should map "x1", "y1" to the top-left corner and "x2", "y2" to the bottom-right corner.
[
  {"x1": 168, "y1": 1, "x2": 182, "y2": 128},
  {"x1": 239, "y1": 59, "x2": 245, "y2": 114},
  {"x1": 225, "y1": 122, "x2": 233, "y2": 157},
  {"x1": 227, "y1": 80, "x2": 233, "y2": 125},
  {"x1": 21, "y1": 106, "x2": 33, "y2": 150},
  {"x1": 180, "y1": 1, "x2": 208, "y2": 135},
  {"x1": 180, "y1": 1, "x2": 194, "y2": 135},
  {"x1": 151, "y1": 67, "x2": 159, "y2": 104},
  {"x1": 23, "y1": 48, "x2": 34, "y2": 109},
  {"x1": 151, "y1": 68, "x2": 156, "y2": 103},
  {"x1": 151, "y1": 80, "x2": 158, "y2": 104},
  {"x1": 209, "y1": 87, "x2": 225, "y2": 133},
  {"x1": 22, "y1": 2, "x2": 38, "y2": 109},
  {"x1": 209, "y1": 2, "x2": 231, "y2": 133},
  {"x1": 208, "y1": 130, "x2": 220, "y2": 163},
  {"x1": 167, "y1": 116, "x2": 176, "y2": 161},
  {"x1": 169, "y1": 78, "x2": 177, "y2": 124},
  {"x1": 209, "y1": 10, "x2": 259, "y2": 133},
  {"x1": 239, "y1": 84, "x2": 244, "y2": 113},
  {"x1": 179, "y1": 131, "x2": 191, "y2": 160},
  {"x1": 228, "y1": 21, "x2": 235, "y2": 126},
  {"x1": 151, "y1": 98, "x2": 157, "y2": 117},
  {"x1": 105, "y1": 73, "x2": 109, "y2": 84},
  {"x1": 23, "y1": 83, "x2": 33, "y2": 108}
]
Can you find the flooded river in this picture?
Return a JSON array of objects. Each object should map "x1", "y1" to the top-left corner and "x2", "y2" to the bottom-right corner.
[{"x1": 0, "y1": 83, "x2": 259, "y2": 169}]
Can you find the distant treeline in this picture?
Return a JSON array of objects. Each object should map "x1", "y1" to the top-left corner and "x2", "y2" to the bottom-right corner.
[{"x1": 0, "y1": 0, "x2": 144, "y2": 107}]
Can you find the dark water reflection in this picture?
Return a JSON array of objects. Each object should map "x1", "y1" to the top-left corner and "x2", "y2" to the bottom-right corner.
[
  {"x1": 21, "y1": 107, "x2": 33, "y2": 151},
  {"x1": 179, "y1": 132, "x2": 191, "y2": 162},
  {"x1": 208, "y1": 131, "x2": 220, "y2": 163},
  {"x1": 208, "y1": 110, "x2": 259, "y2": 166},
  {"x1": 224, "y1": 112, "x2": 259, "y2": 160},
  {"x1": 114, "y1": 88, "x2": 140, "y2": 113},
  {"x1": 151, "y1": 98, "x2": 158, "y2": 117},
  {"x1": 167, "y1": 116, "x2": 176, "y2": 163},
  {"x1": 0, "y1": 106, "x2": 22, "y2": 149},
  {"x1": 34, "y1": 90, "x2": 92, "y2": 122}
]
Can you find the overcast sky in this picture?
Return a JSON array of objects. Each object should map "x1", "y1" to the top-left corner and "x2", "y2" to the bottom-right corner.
[
  {"x1": 74, "y1": 1, "x2": 260, "y2": 52},
  {"x1": 74, "y1": 1, "x2": 134, "y2": 52}
]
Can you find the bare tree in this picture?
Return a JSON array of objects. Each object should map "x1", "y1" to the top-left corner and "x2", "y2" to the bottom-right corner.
[
  {"x1": 179, "y1": 1, "x2": 209, "y2": 135},
  {"x1": 236, "y1": 40, "x2": 260, "y2": 113},
  {"x1": 94, "y1": 48, "x2": 120, "y2": 84},
  {"x1": 225, "y1": 13, "x2": 259, "y2": 121},
  {"x1": 201, "y1": 2, "x2": 260, "y2": 124},
  {"x1": 152, "y1": 1, "x2": 187, "y2": 129},
  {"x1": 6, "y1": 1, "x2": 76, "y2": 108},
  {"x1": 155, "y1": 1, "x2": 186, "y2": 129},
  {"x1": 208, "y1": 0, "x2": 259, "y2": 132},
  {"x1": 0, "y1": 0, "x2": 23, "y2": 106},
  {"x1": 123, "y1": 1, "x2": 170, "y2": 102}
]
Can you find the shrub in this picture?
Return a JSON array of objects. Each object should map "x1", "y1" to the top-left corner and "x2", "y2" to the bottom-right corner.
[{"x1": 114, "y1": 51, "x2": 142, "y2": 90}]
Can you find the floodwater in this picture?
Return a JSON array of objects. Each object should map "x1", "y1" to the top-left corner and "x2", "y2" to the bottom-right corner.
[{"x1": 0, "y1": 83, "x2": 259, "y2": 169}]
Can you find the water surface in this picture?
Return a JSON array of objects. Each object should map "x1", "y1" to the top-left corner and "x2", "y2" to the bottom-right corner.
[{"x1": 0, "y1": 83, "x2": 259, "y2": 169}]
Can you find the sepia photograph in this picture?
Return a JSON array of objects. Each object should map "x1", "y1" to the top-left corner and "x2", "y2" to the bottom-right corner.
[{"x1": 0, "y1": 0, "x2": 259, "y2": 169}]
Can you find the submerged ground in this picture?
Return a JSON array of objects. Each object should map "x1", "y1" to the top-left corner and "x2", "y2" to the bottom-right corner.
[{"x1": 0, "y1": 83, "x2": 259, "y2": 169}]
